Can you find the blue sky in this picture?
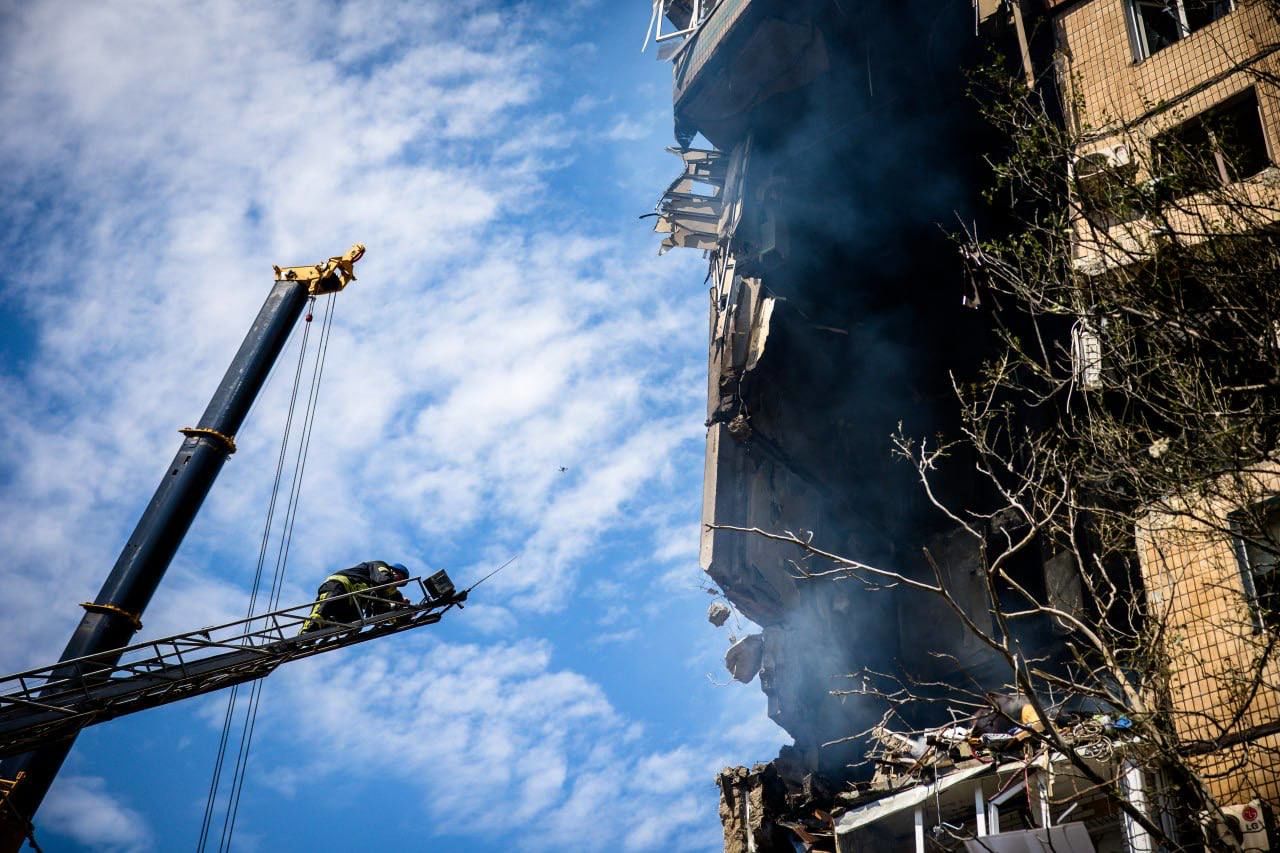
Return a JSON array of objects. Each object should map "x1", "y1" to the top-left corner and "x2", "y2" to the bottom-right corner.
[{"x1": 0, "y1": 2, "x2": 788, "y2": 850}]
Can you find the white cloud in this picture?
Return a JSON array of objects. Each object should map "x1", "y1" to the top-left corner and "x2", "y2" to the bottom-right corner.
[
  {"x1": 597, "y1": 603, "x2": 630, "y2": 626},
  {"x1": 459, "y1": 603, "x2": 519, "y2": 636},
  {"x1": 571, "y1": 93, "x2": 613, "y2": 113},
  {"x1": 653, "y1": 522, "x2": 702, "y2": 566},
  {"x1": 631, "y1": 746, "x2": 704, "y2": 795},
  {"x1": 624, "y1": 794, "x2": 713, "y2": 852},
  {"x1": 263, "y1": 638, "x2": 730, "y2": 850},
  {"x1": 592, "y1": 628, "x2": 641, "y2": 646},
  {"x1": 242, "y1": 631, "x2": 789, "y2": 851},
  {"x1": 0, "y1": 0, "x2": 705, "y2": 668},
  {"x1": 0, "y1": 2, "x2": 786, "y2": 851},
  {"x1": 603, "y1": 116, "x2": 652, "y2": 142},
  {"x1": 42, "y1": 775, "x2": 153, "y2": 853}
]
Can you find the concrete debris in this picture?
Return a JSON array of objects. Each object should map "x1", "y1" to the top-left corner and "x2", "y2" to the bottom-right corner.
[
  {"x1": 719, "y1": 752, "x2": 842, "y2": 853},
  {"x1": 717, "y1": 764, "x2": 790, "y2": 853},
  {"x1": 650, "y1": 147, "x2": 726, "y2": 254},
  {"x1": 716, "y1": 699, "x2": 1138, "y2": 852},
  {"x1": 726, "y1": 412, "x2": 752, "y2": 442},
  {"x1": 707, "y1": 601, "x2": 732, "y2": 627},
  {"x1": 866, "y1": 696, "x2": 1132, "y2": 792},
  {"x1": 725, "y1": 632, "x2": 764, "y2": 683}
]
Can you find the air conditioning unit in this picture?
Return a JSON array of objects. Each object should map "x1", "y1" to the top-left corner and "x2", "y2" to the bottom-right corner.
[
  {"x1": 1106, "y1": 144, "x2": 1132, "y2": 167},
  {"x1": 1201, "y1": 800, "x2": 1273, "y2": 852},
  {"x1": 1072, "y1": 144, "x2": 1132, "y2": 180}
]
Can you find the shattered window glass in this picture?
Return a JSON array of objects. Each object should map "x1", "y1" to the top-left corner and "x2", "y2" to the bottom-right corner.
[
  {"x1": 1184, "y1": 0, "x2": 1233, "y2": 32},
  {"x1": 1128, "y1": 0, "x2": 1234, "y2": 59},
  {"x1": 1133, "y1": 0, "x2": 1183, "y2": 55}
]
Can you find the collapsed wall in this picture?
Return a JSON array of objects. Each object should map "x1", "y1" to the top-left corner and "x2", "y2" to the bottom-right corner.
[
  {"x1": 646, "y1": 0, "x2": 1050, "y2": 814},
  {"x1": 653, "y1": 0, "x2": 998, "y2": 773},
  {"x1": 647, "y1": 1, "x2": 1280, "y2": 849}
]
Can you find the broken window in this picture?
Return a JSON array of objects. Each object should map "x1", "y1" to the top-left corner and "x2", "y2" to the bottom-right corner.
[
  {"x1": 642, "y1": 0, "x2": 717, "y2": 50},
  {"x1": 1230, "y1": 497, "x2": 1280, "y2": 632},
  {"x1": 1151, "y1": 88, "x2": 1271, "y2": 196},
  {"x1": 1127, "y1": 0, "x2": 1233, "y2": 60}
]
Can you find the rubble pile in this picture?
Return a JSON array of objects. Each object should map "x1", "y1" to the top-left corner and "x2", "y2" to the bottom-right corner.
[{"x1": 717, "y1": 695, "x2": 1138, "y2": 852}]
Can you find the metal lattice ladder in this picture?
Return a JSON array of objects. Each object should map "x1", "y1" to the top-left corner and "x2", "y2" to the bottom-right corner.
[{"x1": 0, "y1": 577, "x2": 465, "y2": 758}]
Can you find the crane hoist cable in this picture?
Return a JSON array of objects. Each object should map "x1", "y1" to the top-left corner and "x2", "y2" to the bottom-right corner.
[
  {"x1": 215, "y1": 292, "x2": 337, "y2": 852},
  {"x1": 197, "y1": 295, "x2": 316, "y2": 852},
  {"x1": 197, "y1": 298, "x2": 314, "y2": 853},
  {"x1": 227, "y1": 292, "x2": 337, "y2": 852},
  {"x1": 220, "y1": 292, "x2": 338, "y2": 852},
  {"x1": 196, "y1": 292, "x2": 337, "y2": 852}
]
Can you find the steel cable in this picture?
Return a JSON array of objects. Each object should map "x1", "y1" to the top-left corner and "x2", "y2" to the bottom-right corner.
[
  {"x1": 217, "y1": 293, "x2": 337, "y2": 852},
  {"x1": 197, "y1": 296, "x2": 318, "y2": 852}
]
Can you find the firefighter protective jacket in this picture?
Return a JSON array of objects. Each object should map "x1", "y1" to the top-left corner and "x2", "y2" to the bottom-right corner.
[{"x1": 325, "y1": 561, "x2": 410, "y2": 608}]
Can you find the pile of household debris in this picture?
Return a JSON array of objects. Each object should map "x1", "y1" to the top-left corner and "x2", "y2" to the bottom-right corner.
[
  {"x1": 864, "y1": 695, "x2": 1133, "y2": 794},
  {"x1": 718, "y1": 693, "x2": 1137, "y2": 853}
]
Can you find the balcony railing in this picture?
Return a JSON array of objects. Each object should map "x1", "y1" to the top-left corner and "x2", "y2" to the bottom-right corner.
[{"x1": 671, "y1": 0, "x2": 751, "y2": 103}]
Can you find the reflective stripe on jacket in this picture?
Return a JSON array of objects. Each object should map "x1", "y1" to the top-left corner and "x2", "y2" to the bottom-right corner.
[
  {"x1": 322, "y1": 573, "x2": 367, "y2": 594},
  {"x1": 327, "y1": 561, "x2": 408, "y2": 605}
]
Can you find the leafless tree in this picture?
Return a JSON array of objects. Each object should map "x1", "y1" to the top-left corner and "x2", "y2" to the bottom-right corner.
[{"x1": 715, "y1": 30, "x2": 1280, "y2": 849}]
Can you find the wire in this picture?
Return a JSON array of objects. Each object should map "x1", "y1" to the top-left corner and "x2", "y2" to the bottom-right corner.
[
  {"x1": 198, "y1": 299, "x2": 312, "y2": 852},
  {"x1": 197, "y1": 303, "x2": 312, "y2": 853},
  {"x1": 217, "y1": 293, "x2": 337, "y2": 853}
]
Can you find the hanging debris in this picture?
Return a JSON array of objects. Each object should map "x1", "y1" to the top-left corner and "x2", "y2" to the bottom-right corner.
[
  {"x1": 708, "y1": 601, "x2": 733, "y2": 626},
  {"x1": 725, "y1": 633, "x2": 765, "y2": 683}
]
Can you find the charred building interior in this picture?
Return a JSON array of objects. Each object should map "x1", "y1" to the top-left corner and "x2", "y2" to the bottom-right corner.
[{"x1": 647, "y1": 0, "x2": 1280, "y2": 850}]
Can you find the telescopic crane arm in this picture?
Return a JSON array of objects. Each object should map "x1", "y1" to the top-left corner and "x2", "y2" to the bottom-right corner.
[{"x1": 0, "y1": 245, "x2": 365, "y2": 852}]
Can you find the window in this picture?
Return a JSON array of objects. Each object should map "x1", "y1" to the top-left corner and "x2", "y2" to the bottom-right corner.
[
  {"x1": 1151, "y1": 88, "x2": 1271, "y2": 196},
  {"x1": 1230, "y1": 498, "x2": 1280, "y2": 632},
  {"x1": 1128, "y1": 0, "x2": 1233, "y2": 60}
]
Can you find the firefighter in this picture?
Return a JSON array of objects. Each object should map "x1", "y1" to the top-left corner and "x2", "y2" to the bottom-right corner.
[{"x1": 300, "y1": 560, "x2": 412, "y2": 634}]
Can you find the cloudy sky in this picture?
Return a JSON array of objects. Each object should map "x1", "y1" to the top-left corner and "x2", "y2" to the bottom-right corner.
[{"x1": 0, "y1": 2, "x2": 788, "y2": 850}]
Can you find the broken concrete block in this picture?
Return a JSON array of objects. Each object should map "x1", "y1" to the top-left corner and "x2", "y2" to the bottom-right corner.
[
  {"x1": 708, "y1": 601, "x2": 732, "y2": 627},
  {"x1": 725, "y1": 633, "x2": 765, "y2": 683}
]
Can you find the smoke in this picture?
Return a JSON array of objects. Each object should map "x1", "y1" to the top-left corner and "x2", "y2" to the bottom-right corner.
[{"x1": 694, "y1": 0, "x2": 1009, "y2": 778}]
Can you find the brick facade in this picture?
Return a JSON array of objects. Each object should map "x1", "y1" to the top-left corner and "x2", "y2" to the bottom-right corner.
[
  {"x1": 1053, "y1": 0, "x2": 1280, "y2": 271},
  {"x1": 1058, "y1": 0, "x2": 1280, "y2": 811},
  {"x1": 1136, "y1": 474, "x2": 1280, "y2": 805}
]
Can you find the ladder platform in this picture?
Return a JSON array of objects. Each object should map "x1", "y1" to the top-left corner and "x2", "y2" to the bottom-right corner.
[{"x1": 0, "y1": 577, "x2": 465, "y2": 757}]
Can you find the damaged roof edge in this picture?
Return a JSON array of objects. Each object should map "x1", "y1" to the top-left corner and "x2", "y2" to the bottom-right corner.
[{"x1": 835, "y1": 763, "x2": 991, "y2": 835}]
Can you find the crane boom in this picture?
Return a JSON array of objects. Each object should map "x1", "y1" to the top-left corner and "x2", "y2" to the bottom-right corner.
[
  {"x1": 0, "y1": 245, "x2": 366, "y2": 850},
  {"x1": 0, "y1": 576, "x2": 465, "y2": 760}
]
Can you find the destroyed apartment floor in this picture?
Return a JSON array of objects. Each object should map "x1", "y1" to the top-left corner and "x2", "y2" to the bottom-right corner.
[{"x1": 715, "y1": 705, "x2": 1141, "y2": 853}]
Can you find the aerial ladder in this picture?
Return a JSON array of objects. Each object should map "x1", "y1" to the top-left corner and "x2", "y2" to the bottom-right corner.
[
  {"x1": 0, "y1": 574, "x2": 466, "y2": 760},
  {"x1": 0, "y1": 246, "x2": 469, "y2": 850}
]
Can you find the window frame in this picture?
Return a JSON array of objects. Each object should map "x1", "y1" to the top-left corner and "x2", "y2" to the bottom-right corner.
[
  {"x1": 1229, "y1": 495, "x2": 1280, "y2": 634},
  {"x1": 1126, "y1": 0, "x2": 1235, "y2": 62},
  {"x1": 1149, "y1": 87, "x2": 1272, "y2": 195}
]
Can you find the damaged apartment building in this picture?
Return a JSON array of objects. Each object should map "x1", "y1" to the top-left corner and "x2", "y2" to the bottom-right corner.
[{"x1": 644, "y1": 0, "x2": 1280, "y2": 851}]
